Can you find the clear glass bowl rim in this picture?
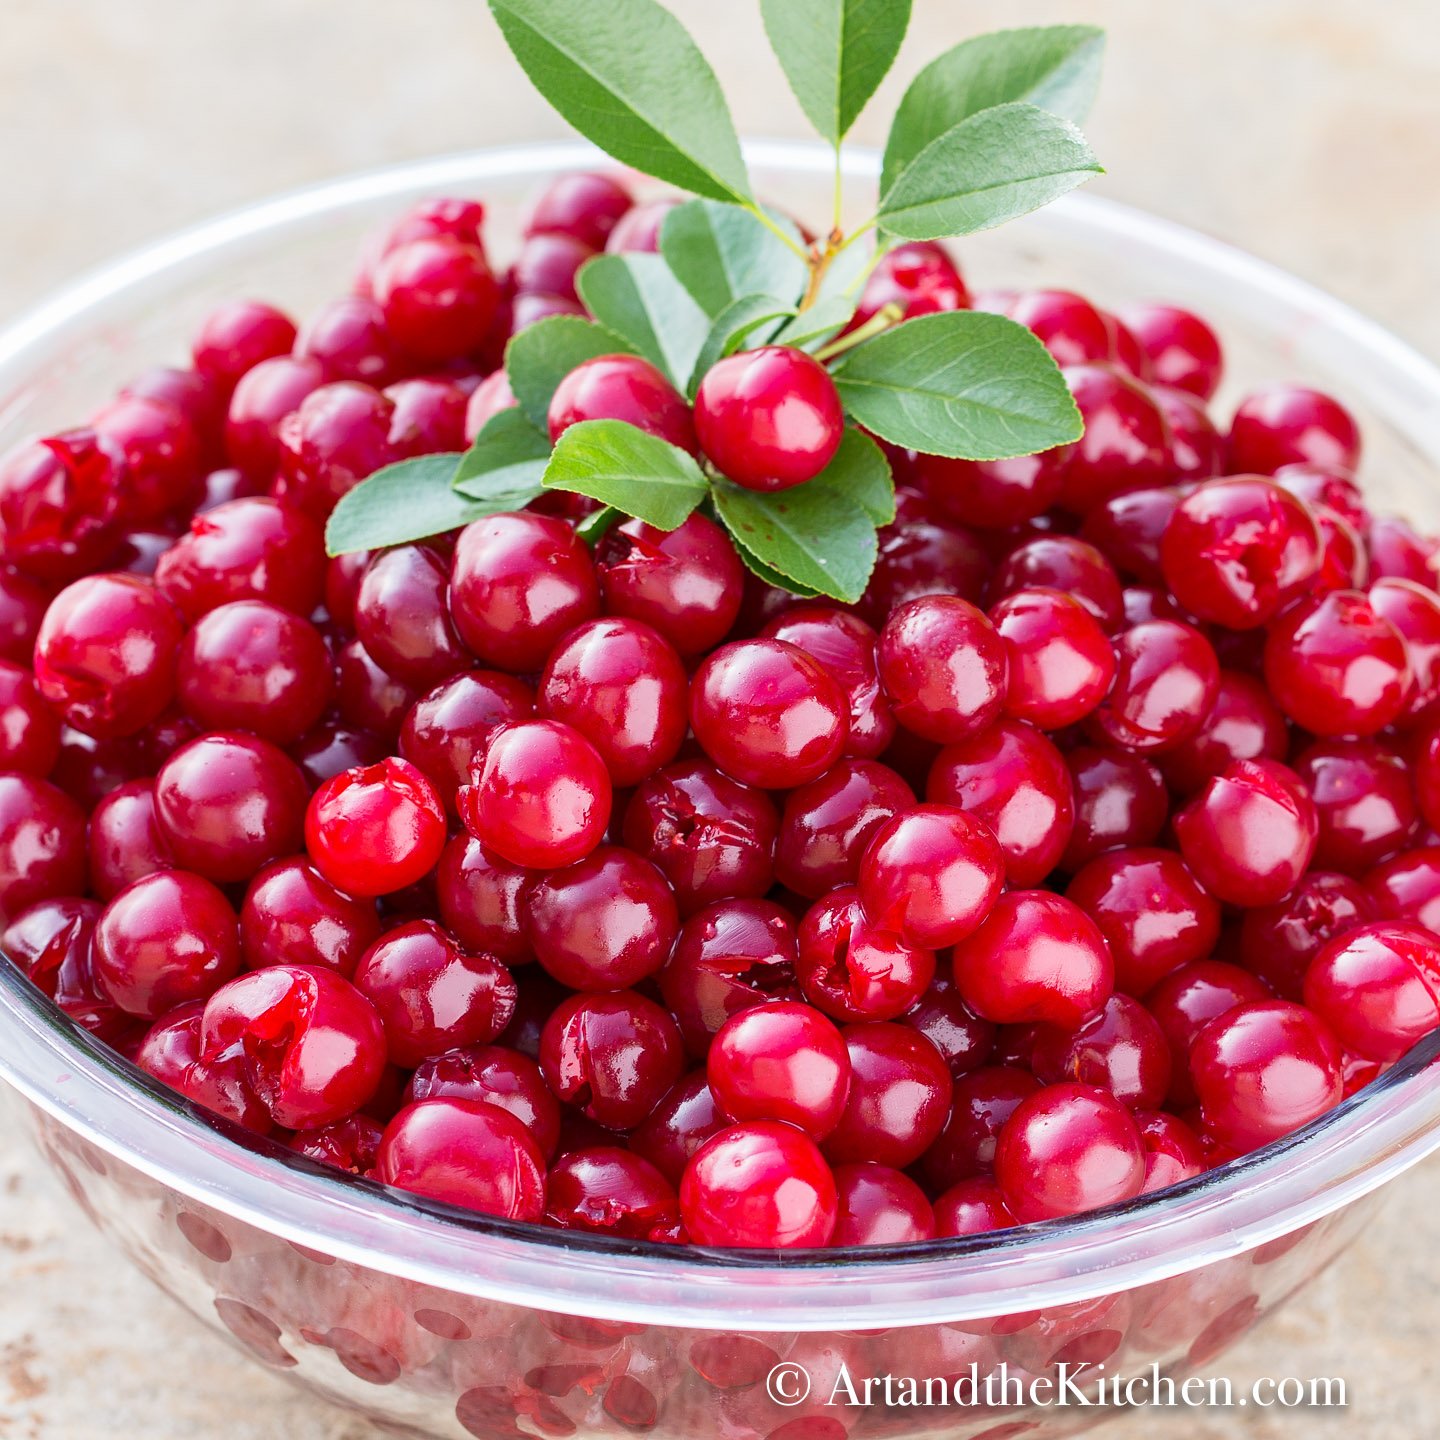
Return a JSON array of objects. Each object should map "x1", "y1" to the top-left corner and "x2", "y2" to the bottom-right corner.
[{"x1": 3, "y1": 138, "x2": 1440, "y2": 1332}]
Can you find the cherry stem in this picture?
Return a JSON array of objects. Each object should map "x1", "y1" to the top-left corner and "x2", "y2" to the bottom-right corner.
[{"x1": 812, "y1": 303, "x2": 904, "y2": 362}]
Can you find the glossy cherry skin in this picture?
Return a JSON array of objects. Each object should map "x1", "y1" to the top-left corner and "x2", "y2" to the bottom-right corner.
[
  {"x1": 927, "y1": 719, "x2": 1074, "y2": 887},
  {"x1": 544, "y1": 1147, "x2": 681, "y2": 1242},
  {"x1": 155, "y1": 732, "x2": 309, "y2": 884},
  {"x1": 197, "y1": 964, "x2": 386, "y2": 1130},
  {"x1": 877, "y1": 596, "x2": 1008, "y2": 743},
  {"x1": 0, "y1": 430, "x2": 124, "y2": 584},
  {"x1": 857, "y1": 803, "x2": 1003, "y2": 949},
  {"x1": 860, "y1": 516, "x2": 992, "y2": 626},
  {"x1": 353, "y1": 918, "x2": 517, "y2": 1067},
  {"x1": 0, "y1": 773, "x2": 87, "y2": 920},
  {"x1": 823, "y1": 1022, "x2": 952, "y2": 1168},
  {"x1": 1160, "y1": 478, "x2": 1322, "y2": 629},
  {"x1": 1144, "y1": 960, "x2": 1272, "y2": 1108},
  {"x1": 91, "y1": 393, "x2": 202, "y2": 522},
  {"x1": 1367, "y1": 846, "x2": 1440, "y2": 935},
  {"x1": 1089, "y1": 619, "x2": 1220, "y2": 753},
  {"x1": 706, "y1": 1001, "x2": 851, "y2": 1139},
  {"x1": 852, "y1": 241, "x2": 969, "y2": 328},
  {"x1": 1174, "y1": 758, "x2": 1318, "y2": 908},
  {"x1": 916, "y1": 1064, "x2": 1039, "y2": 1191},
  {"x1": 539, "y1": 989, "x2": 684, "y2": 1130},
  {"x1": 990, "y1": 535, "x2": 1125, "y2": 630},
  {"x1": 305, "y1": 756, "x2": 447, "y2": 897},
  {"x1": 689, "y1": 639, "x2": 848, "y2": 789},
  {"x1": 1118, "y1": 303, "x2": 1223, "y2": 399},
  {"x1": 994, "y1": 1082, "x2": 1146, "y2": 1222},
  {"x1": 916, "y1": 449, "x2": 1068, "y2": 533},
  {"x1": 1158, "y1": 670, "x2": 1289, "y2": 797},
  {"x1": 832, "y1": 1163, "x2": 937, "y2": 1245},
  {"x1": 191, "y1": 299, "x2": 297, "y2": 390},
  {"x1": 623, "y1": 759, "x2": 778, "y2": 915},
  {"x1": 399, "y1": 669, "x2": 534, "y2": 814},
  {"x1": 524, "y1": 170, "x2": 632, "y2": 248},
  {"x1": 1263, "y1": 590, "x2": 1411, "y2": 738},
  {"x1": 1057, "y1": 364, "x2": 1173, "y2": 514},
  {"x1": 385, "y1": 376, "x2": 469, "y2": 456},
  {"x1": 681, "y1": 1121, "x2": 837, "y2": 1248},
  {"x1": 291, "y1": 724, "x2": 388, "y2": 790},
  {"x1": 547, "y1": 354, "x2": 697, "y2": 452},
  {"x1": 1190, "y1": 1000, "x2": 1343, "y2": 1153},
  {"x1": 1369, "y1": 578, "x2": 1440, "y2": 727},
  {"x1": 797, "y1": 887, "x2": 935, "y2": 1023},
  {"x1": 91, "y1": 870, "x2": 241, "y2": 1019},
  {"x1": 0, "y1": 662, "x2": 59, "y2": 777},
  {"x1": 595, "y1": 513, "x2": 745, "y2": 657},
  {"x1": 87, "y1": 779, "x2": 173, "y2": 900},
  {"x1": 990, "y1": 587, "x2": 1116, "y2": 728},
  {"x1": 434, "y1": 835, "x2": 533, "y2": 967},
  {"x1": 290, "y1": 1115, "x2": 385, "y2": 1176},
  {"x1": 1237, "y1": 870, "x2": 1375, "y2": 1000},
  {"x1": 694, "y1": 347, "x2": 843, "y2": 491},
  {"x1": 178, "y1": 600, "x2": 333, "y2": 744},
  {"x1": 1131, "y1": 1108, "x2": 1207, "y2": 1194},
  {"x1": 0, "y1": 568, "x2": 50, "y2": 669},
  {"x1": 33, "y1": 574, "x2": 183, "y2": 740},
  {"x1": 932, "y1": 1178, "x2": 1016, "y2": 1236},
  {"x1": 1303, "y1": 922, "x2": 1440, "y2": 1062},
  {"x1": 658, "y1": 899, "x2": 799, "y2": 1055},
  {"x1": 538, "y1": 617, "x2": 688, "y2": 786},
  {"x1": 524, "y1": 844, "x2": 678, "y2": 991},
  {"x1": 374, "y1": 236, "x2": 499, "y2": 363},
  {"x1": 630, "y1": 1071, "x2": 726, "y2": 1186},
  {"x1": 1079, "y1": 486, "x2": 1180, "y2": 586},
  {"x1": 240, "y1": 856, "x2": 381, "y2": 979},
  {"x1": 1295, "y1": 739, "x2": 1417, "y2": 875},
  {"x1": 295, "y1": 296, "x2": 401, "y2": 387},
  {"x1": 1065, "y1": 847, "x2": 1220, "y2": 997},
  {"x1": 155, "y1": 497, "x2": 324, "y2": 621},
  {"x1": 901, "y1": 976, "x2": 996, "y2": 1083},
  {"x1": 355, "y1": 544, "x2": 470, "y2": 690},
  {"x1": 1030, "y1": 994, "x2": 1173, "y2": 1110},
  {"x1": 405, "y1": 1043, "x2": 561, "y2": 1159},
  {"x1": 375, "y1": 1098, "x2": 546, "y2": 1220},
  {"x1": 953, "y1": 891, "x2": 1113, "y2": 1029},
  {"x1": 449, "y1": 511, "x2": 600, "y2": 673},
  {"x1": 459, "y1": 718, "x2": 611, "y2": 870},
  {"x1": 1369, "y1": 515, "x2": 1439, "y2": 586},
  {"x1": 1060, "y1": 745, "x2": 1168, "y2": 872},
  {"x1": 761, "y1": 606, "x2": 894, "y2": 759},
  {"x1": 223, "y1": 356, "x2": 328, "y2": 479},
  {"x1": 775, "y1": 760, "x2": 914, "y2": 899},
  {"x1": 274, "y1": 381, "x2": 400, "y2": 519},
  {"x1": 1227, "y1": 385, "x2": 1361, "y2": 475}
]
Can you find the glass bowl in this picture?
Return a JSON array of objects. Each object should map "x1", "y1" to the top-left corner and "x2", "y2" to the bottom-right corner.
[{"x1": 3, "y1": 139, "x2": 1440, "y2": 1440}]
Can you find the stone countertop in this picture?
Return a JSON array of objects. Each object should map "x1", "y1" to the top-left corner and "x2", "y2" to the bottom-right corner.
[{"x1": 2, "y1": 1, "x2": 1439, "y2": 1435}]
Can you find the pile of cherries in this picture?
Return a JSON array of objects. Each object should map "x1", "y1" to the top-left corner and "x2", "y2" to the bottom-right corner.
[{"x1": 4, "y1": 170, "x2": 1440, "y2": 1254}]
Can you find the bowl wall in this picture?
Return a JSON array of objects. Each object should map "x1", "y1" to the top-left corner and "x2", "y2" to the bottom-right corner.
[{"x1": 3, "y1": 140, "x2": 1440, "y2": 1439}]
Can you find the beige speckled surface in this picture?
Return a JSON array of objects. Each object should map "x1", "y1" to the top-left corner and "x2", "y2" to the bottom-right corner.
[{"x1": 2, "y1": 2, "x2": 1439, "y2": 1435}]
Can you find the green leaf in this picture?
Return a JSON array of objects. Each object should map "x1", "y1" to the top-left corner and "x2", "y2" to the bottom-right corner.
[
  {"x1": 452, "y1": 408, "x2": 552, "y2": 499},
  {"x1": 487, "y1": 0, "x2": 752, "y2": 204},
  {"x1": 576, "y1": 505, "x2": 622, "y2": 545},
  {"x1": 829, "y1": 310, "x2": 1083, "y2": 460},
  {"x1": 730, "y1": 538, "x2": 823, "y2": 598},
  {"x1": 327, "y1": 454, "x2": 502, "y2": 555},
  {"x1": 712, "y1": 476, "x2": 878, "y2": 603},
  {"x1": 576, "y1": 253, "x2": 712, "y2": 391},
  {"x1": 660, "y1": 200, "x2": 809, "y2": 318},
  {"x1": 760, "y1": 0, "x2": 912, "y2": 146},
  {"x1": 878, "y1": 102, "x2": 1102, "y2": 242},
  {"x1": 772, "y1": 295, "x2": 856, "y2": 352},
  {"x1": 688, "y1": 294, "x2": 796, "y2": 397},
  {"x1": 817, "y1": 428, "x2": 895, "y2": 525},
  {"x1": 543, "y1": 419, "x2": 709, "y2": 531},
  {"x1": 882, "y1": 25, "x2": 1106, "y2": 193},
  {"x1": 505, "y1": 315, "x2": 633, "y2": 431}
]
